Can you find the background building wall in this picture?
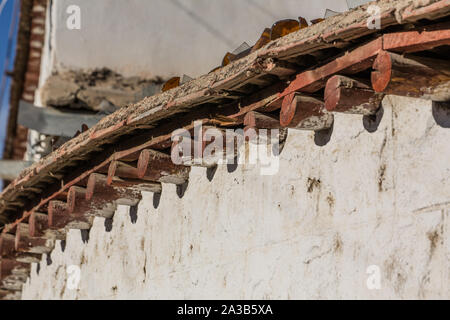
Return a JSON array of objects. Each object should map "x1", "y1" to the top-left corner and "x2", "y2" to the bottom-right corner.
[
  {"x1": 21, "y1": 96, "x2": 450, "y2": 299},
  {"x1": 45, "y1": 0, "x2": 348, "y2": 78}
]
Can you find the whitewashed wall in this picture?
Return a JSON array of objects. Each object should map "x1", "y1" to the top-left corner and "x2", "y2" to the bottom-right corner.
[
  {"x1": 45, "y1": 0, "x2": 348, "y2": 78},
  {"x1": 22, "y1": 96, "x2": 450, "y2": 299}
]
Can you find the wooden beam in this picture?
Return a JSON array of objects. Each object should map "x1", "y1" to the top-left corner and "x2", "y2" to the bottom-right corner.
[
  {"x1": 86, "y1": 173, "x2": 161, "y2": 207},
  {"x1": 280, "y1": 93, "x2": 334, "y2": 130},
  {"x1": 0, "y1": 259, "x2": 29, "y2": 283},
  {"x1": 371, "y1": 51, "x2": 450, "y2": 101},
  {"x1": 170, "y1": 126, "x2": 236, "y2": 168},
  {"x1": 383, "y1": 25, "x2": 450, "y2": 53},
  {"x1": 48, "y1": 201, "x2": 89, "y2": 230},
  {"x1": 107, "y1": 161, "x2": 141, "y2": 185},
  {"x1": 324, "y1": 75, "x2": 383, "y2": 115},
  {"x1": 280, "y1": 38, "x2": 383, "y2": 96},
  {"x1": 28, "y1": 211, "x2": 64, "y2": 241},
  {"x1": 244, "y1": 111, "x2": 282, "y2": 129},
  {"x1": 14, "y1": 223, "x2": 51, "y2": 254},
  {"x1": 0, "y1": 233, "x2": 41, "y2": 264},
  {"x1": 137, "y1": 149, "x2": 190, "y2": 185},
  {"x1": 0, "y1": 234, "x2": 15, "y2": 258}
]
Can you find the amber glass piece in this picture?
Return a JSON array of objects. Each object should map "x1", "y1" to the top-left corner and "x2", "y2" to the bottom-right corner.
[
  {"x1": 162, "y1": 77, "x2": 181, "y2": 92},
  {"x1": 209, "y1": 66, "x2": 221, "y2": 74},
  {"x1": 271, "y1": 19, "x2": 300, "y2": 40},
  {"x1": 311, "y1": 18, "x2": 324, "y2": 24},
  {"x1": 299, "y1": 17, "x2": 309, "y2": 29},
  {"x1": 222, "y1": 52, "x2": 237, "y2": 67},
  {"x1": 251, "y1": 28, "x2": 272, "y2": 53}
]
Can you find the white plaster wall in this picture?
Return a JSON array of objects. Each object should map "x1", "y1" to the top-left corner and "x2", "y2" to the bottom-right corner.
[
  {"x1": 48, "y1": 0, "x2": 348, "y2": 78},
  {"x1": 22, "y1": 96, "x2": 450, "y2": 299}
]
